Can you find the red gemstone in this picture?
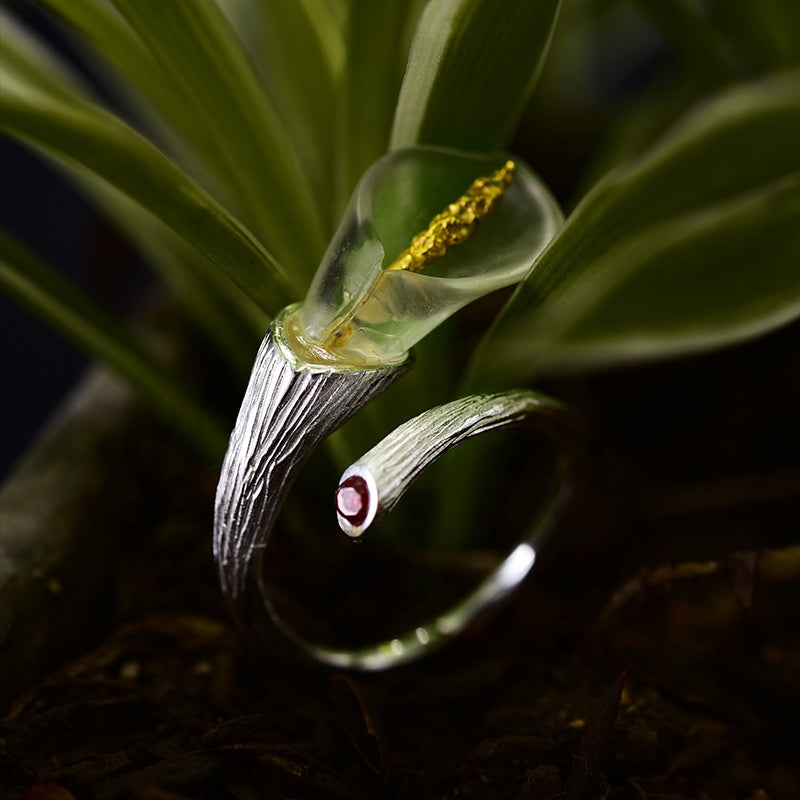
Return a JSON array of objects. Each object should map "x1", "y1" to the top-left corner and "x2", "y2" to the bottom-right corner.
[{"x1": 335, "y1": 475, "x2": 370, "y2": 527}]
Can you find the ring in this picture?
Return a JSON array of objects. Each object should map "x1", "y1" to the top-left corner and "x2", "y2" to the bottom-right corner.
[
  {"x1": 213, "y1": 311, "x2": 581, "y2": 670},
  {"x1": 213, "y1": 147, "x2": 579, "y2": 669},
  {"x1": 331, "y1": 387, "x2": 581, "y2": 669}
]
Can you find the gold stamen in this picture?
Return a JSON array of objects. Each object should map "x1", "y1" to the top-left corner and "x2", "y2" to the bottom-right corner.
[
  {"x1": 386, "y1": 160, "x2": 516, "y2": 273},
  {"x1": 321, "y1": 160, "x2": 517, "y2": 351}
]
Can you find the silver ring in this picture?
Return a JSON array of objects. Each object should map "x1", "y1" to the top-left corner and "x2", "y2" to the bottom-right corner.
[{"x1": 214, "y1": 313, "x2": 580, "y2": 671}]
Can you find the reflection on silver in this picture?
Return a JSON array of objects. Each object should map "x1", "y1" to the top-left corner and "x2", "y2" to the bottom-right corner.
[{"x1": 214, "y1": 316, "x2": 580, "y2": 671}]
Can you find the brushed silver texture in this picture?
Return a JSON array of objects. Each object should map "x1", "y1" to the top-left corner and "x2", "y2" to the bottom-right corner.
[
  {"x1": 214, "y1": 316, "x2": 579, "y2": 671},
  {"x1": 213, "y1": 319, "x2": 408, "y2": 602},
  {"x1": 337, "y1": 389, "x2": 579, "y2": 537},
  {"x1": 328, "y1": 390, "x2": 581, "y2": 668}
]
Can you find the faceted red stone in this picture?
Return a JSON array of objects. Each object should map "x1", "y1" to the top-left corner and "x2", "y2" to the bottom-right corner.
[{"x1": 335, "y1": 475, "x2": 370, "y2": 527}]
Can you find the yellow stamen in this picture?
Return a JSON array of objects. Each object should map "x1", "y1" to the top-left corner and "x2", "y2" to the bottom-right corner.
[
  {"x1": 386, "y1": 160, "x2": 516, "y2": 273},
  {"x1": 320, "y1": 160, "x2": 517, "y2": 351}
]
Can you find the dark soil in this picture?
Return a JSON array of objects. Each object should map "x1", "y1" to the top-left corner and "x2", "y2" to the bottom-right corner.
[{"x1": 2, "y1": 321, "x2": 799, "y2": 800}]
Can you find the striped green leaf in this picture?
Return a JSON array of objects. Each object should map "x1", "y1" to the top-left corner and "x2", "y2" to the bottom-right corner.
[
  {"x1": 470, "y1": 71, "x2": 800, "y2": 383},
  {"x1": 336, "y1": 0, "x2": 427, "y2": 212},
  {"x1": 0, "y1": 232, "x2": 228, "y2": 463},
  {"x1": 391, "y1": 0, "x2": 562, "y2": 151},
  {"x1": 1, "y1": 63, "x2": 294, "y2": 315},
  {"x1": 110, "y1": 0, "x2": 327, "y2": 278}
]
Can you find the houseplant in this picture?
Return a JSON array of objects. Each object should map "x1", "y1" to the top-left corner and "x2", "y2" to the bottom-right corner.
[{"x1": 2, "y1": 0, "x2": 799, "y2": 796}]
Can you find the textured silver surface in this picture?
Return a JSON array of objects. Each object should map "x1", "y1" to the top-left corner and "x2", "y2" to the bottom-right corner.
[
  {"x1": 329, "y1": 390, "x2": 581, "y2": 668},
  {"x1": 214, "y1": 318, "x2": 580, "y2": 671},
  {"x1": 213, "y1": 325, "x2": 406, "y2": 601},
  {"x1": 338, "y1": 389, "x2": 578, "y2": 536}
]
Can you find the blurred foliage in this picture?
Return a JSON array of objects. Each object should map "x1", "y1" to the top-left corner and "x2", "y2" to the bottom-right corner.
[{"x1": 1, "y1": 0, "x2": 798, "y2": 476}]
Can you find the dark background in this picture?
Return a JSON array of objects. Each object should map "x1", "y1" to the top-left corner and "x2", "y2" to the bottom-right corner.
[
  {"x1": 2, "y1": 140, "x2": 90, "y2": 480},
  {"x1": 1, "y1": 1, "x2": 149, "y2": 481}
]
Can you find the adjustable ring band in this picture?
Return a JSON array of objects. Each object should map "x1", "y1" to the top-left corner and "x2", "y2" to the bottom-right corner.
[
  {"x1": 328, "y1": 391, "x2": 581, "y2": 669},
  {"x1": 214, "y1": 314, "x2": 581, "y2": 671},
  {"x1": 336, "y1": 390, "x2": 580, "y2": 538}
]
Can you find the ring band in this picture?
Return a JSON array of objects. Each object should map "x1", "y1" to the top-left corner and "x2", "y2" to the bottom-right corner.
[
  {"x1": 214, "y1": 312, "x2": 409, "y2": 601},
  {"x1": 214, "y1": 315, "x2": 581, "y2": 670}
]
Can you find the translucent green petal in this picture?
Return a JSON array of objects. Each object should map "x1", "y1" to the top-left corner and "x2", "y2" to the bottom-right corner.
[{"x1": 289, "y1": 147, "x2": 562, "y2": 367}]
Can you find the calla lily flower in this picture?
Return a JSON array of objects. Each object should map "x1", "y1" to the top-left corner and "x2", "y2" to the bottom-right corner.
[{"x1": 282, "y1": 146, "x2": 563, "y2": 368}]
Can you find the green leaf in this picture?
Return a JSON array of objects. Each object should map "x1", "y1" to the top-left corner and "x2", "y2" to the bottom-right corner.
[
  {"x1": 470, "y1": 71, "x2": 800, "y2": 383},
  {"x1": 37, "y1": 0, "x2": 164, "y2": 99},
  {"x1": 702, "y1": 0, "x2": 800, "y2": 71},
  {"x1": 1, "y1": 19, "x2": 264, "y2": 366},
  {"x1": 37, "y1": 0, "x2": 211, "y2": 177},
  {"x1": 297, "y1": 0, "x2": 347, "y2": 77},
  {"x1": 0, "y1": 10, "x2": 88, "y2": 102},
  {"x1": 1, "y1": 69, "x2": 294, "y2": 315},
  {"x1": 552, "y1": 176, "x2": 800, "y2": 363},
  {"x1": 89, "y1": 188, "x2": 265, "y2": 378},
  {"x1": 336, "y1": 0, "x2": 427, "y2": 212},
  {"x1": 0, "y1": 231, "x2": 228, "y2": 463},
  {"x1": 482, "y1": 175, "x2": 800, "y2": 377},
  {"x1": 220, "y1": 0, "x2": 340, "y2": 230},
  {"x1": 391, "y1": 0, "x2": 562, "y2": 151},
  {"x1": 109, "y1": 0, "x2": 327, "y2": 278}
]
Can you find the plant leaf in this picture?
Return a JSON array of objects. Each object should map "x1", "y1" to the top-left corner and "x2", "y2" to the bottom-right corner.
[
  {"x1": 298, "y1": 0, "x2": 347, "y2": 77},
  {"x1": 481, "y1": 175, "x2": 800, "y2": 378},
  {"x1": 391, "y1": 0, "x2": 562, "y2": 151},
  {"x1": 220, "y1": 0, "x2": 340, "y2": 231},
  {"x1": 0, "y1": 231, "x2": 229, "y2": 463},
  {"x1": 109, "y1": 0, "x2": 327, "y2": 278},
  {"x1": 37, "y1": 0, "x2": 214, "y2": 180},
  {"x1": 552, "y1": 177, "x2": 800, "y2": 363},
  {"x1": 1, "y1": 19, "x2": 265, "y2": 366},
  {"x1": 336, "y1": 0, "x2": 427, "y2": 213},
  {"x1": 701, "y1": 0, "x2": 800, "y2": 71},
  {"x1": 470, "y1": 71, "x2": 800, "y2": 383},
  {"x1": 1, "y1": 67, "x2": 295, "y2": 315},
  {"x1": 90, "y1": 188, "x2": 265, "y2": 377},
  {"x1": 0, "y1": 9, "x2": 89, "y2": 101}
]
